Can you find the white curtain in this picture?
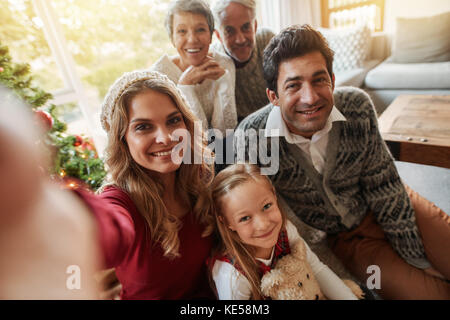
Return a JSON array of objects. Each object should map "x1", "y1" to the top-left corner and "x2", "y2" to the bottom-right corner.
[
  {"x1": 258, "y1": 0, "x2": 321, "y2": 33},
  {"x1": 258, "y1": 0, "x2": 281, "y2": 33}
]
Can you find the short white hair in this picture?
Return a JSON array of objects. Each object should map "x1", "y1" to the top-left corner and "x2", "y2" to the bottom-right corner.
[
  {"x1": 212, "y1": 0, "x2": 256, "y2": 27},
  {"x1": 165, "y1": 0, "x2": 215, "y2": 40}
]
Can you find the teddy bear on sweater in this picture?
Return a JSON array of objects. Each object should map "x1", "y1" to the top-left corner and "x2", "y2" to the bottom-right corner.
[{"x1": 260, "y1": 240, "x2": 365, "y2": 300}]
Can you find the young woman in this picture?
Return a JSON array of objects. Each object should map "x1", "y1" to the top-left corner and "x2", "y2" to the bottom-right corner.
[
  {"x1": 87, "y1": 70, "x2": 216, "y2": 299},
  {"x1": 151, "y1": 0, "x2": 237, "y2": 135},
  {"x1": 209, "y1": 163, "x2": 359, "y2": 300}
]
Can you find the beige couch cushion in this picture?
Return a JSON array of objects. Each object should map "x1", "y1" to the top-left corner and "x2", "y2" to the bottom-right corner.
[
  {"x1": 364, "y1": 60, "x2": 450, "y2": 89},
  {"x1": 392, "y1": 11, "x2": 450, "y2": 63},
  {"x1": 318, "y1": 26, "x2": 372, "y2": 72},
  {"x1": 335, "y1": 59, "x2": 381, "y2": 87}
]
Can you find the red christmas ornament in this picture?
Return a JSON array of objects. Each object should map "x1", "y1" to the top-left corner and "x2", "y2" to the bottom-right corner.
[
  {"x1": 34, "y1": 109, "x2": 53, "y2": 131},
  {"x1": 73, "y1": 135, "x2": 83, "y2": 147},
  {"x1": 81, "y1": 138, "x2": 99, "y2": 158},
  {"x1": 81, "y1": 141, "x2": 90, "y2": 150},
  {"x1": 81, "y1": 138, "x2": 95, "y2": 151}
]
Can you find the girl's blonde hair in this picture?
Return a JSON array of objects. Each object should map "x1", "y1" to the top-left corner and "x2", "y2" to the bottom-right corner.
[
  {"x1": 101, "y1": 71, "x2": 214, "y2": 258},
  {"x1": 209, "y1": 163, "x2": 287, "y2": 299}
]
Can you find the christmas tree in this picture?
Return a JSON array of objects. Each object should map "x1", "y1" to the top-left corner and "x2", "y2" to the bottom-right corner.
[{"x1": 0, "y1": 42, "x2": 106, "y2": 190}]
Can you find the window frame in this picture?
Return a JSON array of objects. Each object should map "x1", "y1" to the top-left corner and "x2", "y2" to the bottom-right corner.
[
  {"x1": 31, "y1": 0, "x2": 106, "y2": 154},
  {"x1": 320, "y1": 0, "x2": 385, "y2": 31}
]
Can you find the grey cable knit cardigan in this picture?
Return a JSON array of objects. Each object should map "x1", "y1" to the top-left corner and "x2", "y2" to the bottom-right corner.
[{"x1": 235, "y1": 87, "x2": 430, "y2": 269}]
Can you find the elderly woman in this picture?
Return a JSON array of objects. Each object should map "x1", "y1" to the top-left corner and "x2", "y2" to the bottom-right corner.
[
  {"x1": 151, "y1": 0, "x2": 237, "y2": 135},
  {"x1": 87, "y1": 70, "x2": 216, "y2": 299}
]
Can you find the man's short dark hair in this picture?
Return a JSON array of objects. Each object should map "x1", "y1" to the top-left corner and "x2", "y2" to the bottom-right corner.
[{"x1": 263, "y1": 24, "x2": 334, "y2": 95}]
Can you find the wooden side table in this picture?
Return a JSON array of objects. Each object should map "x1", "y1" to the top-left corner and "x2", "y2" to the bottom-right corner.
[{"x1": 377, "y1": 95, "x2": 450, "y2": 169}]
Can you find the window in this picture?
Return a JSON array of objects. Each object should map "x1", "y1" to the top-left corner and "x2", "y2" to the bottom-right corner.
[
  {"x1": 1, "y1": 0, "x2": 176, "y2": 154},
  {"x1": 321, "y1": 0, "x2": 385, "y2": 31},
  {"x1": 1, "y1": 0, "x2": 64, "y2": 92}
]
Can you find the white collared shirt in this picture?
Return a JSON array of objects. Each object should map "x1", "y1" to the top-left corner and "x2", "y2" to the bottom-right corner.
[{"x1": 265, "y1": 106, "x2": 346, "y2": 174}]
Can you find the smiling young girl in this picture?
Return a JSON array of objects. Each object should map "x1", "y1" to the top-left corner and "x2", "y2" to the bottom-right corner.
[{"x1": 209, "y1": 163, "x2": 359, "y2": 300}]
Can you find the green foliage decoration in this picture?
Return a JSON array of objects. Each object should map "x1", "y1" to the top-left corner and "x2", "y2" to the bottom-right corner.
[{"x1": 0, "y1": 41, "x2": 106, "y2": 191}]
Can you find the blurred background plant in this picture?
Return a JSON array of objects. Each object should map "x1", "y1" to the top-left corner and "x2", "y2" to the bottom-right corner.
[
  {"x1": 0, "y1": 0, "x2": 177, "y2": 150},
  {"x1": 0, "y1": 41, "x2": 106, "y2": 190},
  {"x1": 0, "y1": 0, "x2": 185, "y2": 190}
]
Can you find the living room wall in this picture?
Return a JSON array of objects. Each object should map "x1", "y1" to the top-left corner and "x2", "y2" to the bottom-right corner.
[
  {"x1": 261, "y1": 0, "x2": 450, "y2": 35},
  {"x1": 384, "y1": 0, "x2": 450, "y2": 32}
]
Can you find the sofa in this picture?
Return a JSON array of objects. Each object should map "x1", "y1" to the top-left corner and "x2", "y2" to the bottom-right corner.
[
  {"x1": 319, "y1": 25, "x2": 382, "y2": 90},
  {"x1": 323, "y1": 11, "x2": 450, "y2": 114},
  {"x1": 364, "y1": 33, "x2": 450, "y2": 113}
]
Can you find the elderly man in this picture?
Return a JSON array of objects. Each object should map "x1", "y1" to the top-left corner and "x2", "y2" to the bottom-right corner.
[
  {"x1": 236, "y1": 24, "x2": 450, "y2": 299},
  {"x1": 212, "y1": 0, "x2": 274, "y2": 121}
]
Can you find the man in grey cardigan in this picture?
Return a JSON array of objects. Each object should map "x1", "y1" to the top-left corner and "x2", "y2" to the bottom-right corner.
[
  {"x1": 236, "y1": 24, "x2": 450, "y2": 299},
  {"x1": 212, "y1": 0, "x2": 274, "y2": 121}
]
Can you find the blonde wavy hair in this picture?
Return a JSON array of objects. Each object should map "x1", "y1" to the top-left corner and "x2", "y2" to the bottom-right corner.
[
  {"x1": 100, "y1": 72, "x2": 215, "y2": 259},
  {"x1": 209, "y1": 163, "x2": 287, "y2": 299}
]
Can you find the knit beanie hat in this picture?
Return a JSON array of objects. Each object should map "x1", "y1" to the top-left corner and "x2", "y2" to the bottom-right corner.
[{"x1": 100, "y1": 70, "x2": 183, "y2": 133}]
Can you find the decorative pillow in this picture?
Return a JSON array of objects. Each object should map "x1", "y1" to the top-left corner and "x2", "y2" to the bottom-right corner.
[
  {"x1": 318, "y1": 26, "x2": 371, "y2": 72},
  {"x1": 391, "y1": 11, "x2": 450, "y2": 63}
]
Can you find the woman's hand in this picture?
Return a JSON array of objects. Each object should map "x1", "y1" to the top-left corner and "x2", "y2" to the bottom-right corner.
[
  {"x1": 95, "y1": 268, "x2": 122, "y2": 300},
  {"x1": 178, "y1": 56, "x2": 226, "y2": 85},
  {"x1": 0, "y1": 87, "x2": 101, "y2": 299},
  {"x1": 424, "y1": 266, "x2": 446, "y2": 280}
]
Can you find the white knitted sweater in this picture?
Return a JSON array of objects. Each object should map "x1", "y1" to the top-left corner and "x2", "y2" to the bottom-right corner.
[{"x1": 150, "y1": 51, "x2": 238, "y2": 134}]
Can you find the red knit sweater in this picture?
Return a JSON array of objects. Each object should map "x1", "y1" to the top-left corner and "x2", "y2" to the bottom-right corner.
[{"x1": 75, "y1": 186, "x2": 214, "y2": 300}]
